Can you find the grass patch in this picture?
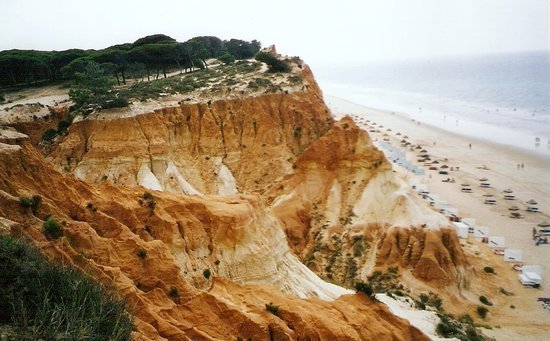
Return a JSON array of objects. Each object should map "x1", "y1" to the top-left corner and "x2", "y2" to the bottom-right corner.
[
  {"x1": 43, "y1": 217, "x2": 63, "y2": 240},
  {"x1": 19, "y1": 195, "x2": 41, "y2": 215},
  {"x1": 0, "y1": 234, "x2": 133, "y2": 339}
]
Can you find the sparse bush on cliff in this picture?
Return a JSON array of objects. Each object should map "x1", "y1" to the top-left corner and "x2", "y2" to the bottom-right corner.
[
  {"x1": 436, "y1": 312, "x2": 483, "y2": 341},
  {"x1": 142, "y1": 192, "x2": 156, "y2": 210},
  {"x1": 168, "y1": 286, "x2": 180, "y2": 303},
  {"x1": 43, "y1": 216, "x2": 63, "y2": 240},
  {"x1": 477, "y1": 306, "x2": 489, "y2": 318},
  {"x1": 19, "y1": 196, "x2": 33, "y2": 207},
  {"x1": 483, "y1": 266, "x2": 495, "y2": 274},
  {"x1": 42, "y1": 128, "x2": 58, "y2": 143},
  {"x1": 255, "y1": 51, "x2": 291, "y2": 73},
  {"x1": 0, "y1": 235, "x2": 133, "y2": 340},
  {"x1": 265, "y1": 302, "x2": 280, "y2": 317},
  {"x1": 0, "y1": 93, "x2": 5, "y2": 102},
  {"x1": 418, "y1": 292, "x2": 443, "y2": 311},
  {"x1": 203, "y1": 268, "x2": 211, "y2": 279},
  {"x1": 355, "y1": 281, "x2": 374, "y2": 298},
  {"x1": 479, "y1": 295, "x2": 493, "y2": 306},
  {"x1": 137, "y1": 249, "x2": 148, "y2": 259},
  {"x1": 27, "y1": 195, "x2": 41, "y2": 214}
]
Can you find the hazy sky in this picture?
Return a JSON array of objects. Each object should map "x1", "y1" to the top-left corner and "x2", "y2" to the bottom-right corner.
[{"x1": 2, "y1": 0, "x2": 548, "y2": 67}]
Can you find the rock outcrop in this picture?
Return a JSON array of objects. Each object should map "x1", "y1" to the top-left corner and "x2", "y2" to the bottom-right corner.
[{"x1": 266, "y1": 117, "x2": 469, "y2": 287}]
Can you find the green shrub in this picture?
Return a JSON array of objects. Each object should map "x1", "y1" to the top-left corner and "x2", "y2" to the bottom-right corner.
[
  {"x1": 30, "y1": 195, "x2": 41, "y2": 214},
  {"x1": 19, "y1": 196, "x2": 33, "y2": 209},
  {"x1": 479, "y1": 295, "x2": 493, "y2": 306},
  {"x1": 255, "y1": 51, "x2": 291, "y2": 73},
  {"x1": 483, "y1": 266, "x2": 495, "y2": 274},
  {"x1": 265, "y1": 302, "x2": 279, "y2": 317},
  {"x1": 0, "y1": 93, "x2": 5, "y2": 102},
  {"x1": 43, "y1": 217, "x2": 63, "y2": 240},
  {"x1": 169, "y1": 286, "x2": 179, "y2": 299},
  {"x1": 203, "y1": 268, "x2": 211, "y2": 279},
  {"x1": 218, "y1": 53, "x2": 235, "y2": 65},
  {"x1": 0, "y1": 235, "x2": 133, "y2": 339},
  {"x1": 137, "y1": 249, "x2": 147, "y2": 259},
  {"x1": 477, "y1": 306, "x2": 489, "y2": 319},
  {"x1": 355, "y1": 282, "x2": 374, "y2": 297},
  {"x1": 42, "y1": 128, "x2": 58, "y2": 143},
  {"x1": 458, "y1": 314, "x2": 474, "y2": 324}
]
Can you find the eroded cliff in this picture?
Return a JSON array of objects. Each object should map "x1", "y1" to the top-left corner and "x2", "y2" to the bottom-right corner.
[
  {"x1": 0, "y1": 129, "x2": 427, "y2": 340},
  {"x1": 265, "y1": 117, "x2": 470, "y2": 288},
  {"x1": 0, "y1": 53, "x2": 479, "y2": 340}
]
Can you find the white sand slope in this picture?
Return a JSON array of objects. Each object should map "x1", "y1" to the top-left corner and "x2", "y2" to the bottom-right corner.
[
  {"x1": 376, "y1": 294, "x2": 457, "y2": 341},
  {"x1": 137, "y1": 163, "x2": 163, "y2": 191}
]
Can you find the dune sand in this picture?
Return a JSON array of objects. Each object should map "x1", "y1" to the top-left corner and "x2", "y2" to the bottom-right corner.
[{"x1": 327, "y1": 95, "x2": 550, "y2": 339}]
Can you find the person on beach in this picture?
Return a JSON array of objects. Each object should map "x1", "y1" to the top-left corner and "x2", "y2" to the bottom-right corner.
[
  {"x1": 469, "y1": 143, "x2": 472, "y2": 149},
  {"x1": 521, "y1": 163, "x2": 524, "y2": 169},
  {"x1": 533, "y1": 227, "x2": 538, "y2": 239}
]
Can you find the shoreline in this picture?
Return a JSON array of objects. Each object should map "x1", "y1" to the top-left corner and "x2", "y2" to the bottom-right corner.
[
  {"x1": 324, "y1": 94, "x2": 550, "y2": 161},
  {"x1": 325, "y1": 94, "x2": 550, "y2": 286},
  {"x1": 317, "y1": 82, "x2": 550, "y2": 158},
  {"x1": 326, "y1": 94, "x2": 550, "y2": 339}
]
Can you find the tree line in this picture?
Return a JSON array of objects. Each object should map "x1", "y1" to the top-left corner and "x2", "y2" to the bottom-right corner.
[{"x1": 0, "y1": 34, "x2": 261, "y2": 87}]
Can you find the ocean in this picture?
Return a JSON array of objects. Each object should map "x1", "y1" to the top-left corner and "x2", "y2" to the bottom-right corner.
[{"x1": 315, "y1": 51, "x2": 550, "y2": 156}]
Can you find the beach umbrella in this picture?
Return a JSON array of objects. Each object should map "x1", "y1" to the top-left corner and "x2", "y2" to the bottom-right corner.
[
  {"x1": 432, "y1": 160, "x2": 440, "y2": 164},
  {"x1": 483, "y1": 194, "x2": 494, "y2": 197},
  {"x1": 396, "y1": 132, "x2": 402, "y2": 135},
  {"x1": 527, "y1": 199, "x2": 538, "y2": 205},
  {"x1": 504, "y1": 189, "x2": 513, "y2": 193},
  {"x1": 461, "y1": 183, "x2": 471, "y2": 187},
  {"x1": 415, "y1": 145, "x2": 422, "y2": 149},
  {"x1": 479, "y1": 177, "x2": 488, "y2": 182},
  {"x1": 538, "y1": 221, "x2": 550, "y2": 227},
  {"x1": 383, "y1": 133, "x2": 389, "y2": 136},
  {"x1": 440, "y1": 165, "x2": 449, "y2": 169},
  {"x1": 508, "y1": 206, "x2": 519, "y2": 211},
  {"x1": 420, "y1": 149, "x2": 428, "y2": 153},
  {"x1": 404, "y1": 135, "x2": 409, "y2": 138}
]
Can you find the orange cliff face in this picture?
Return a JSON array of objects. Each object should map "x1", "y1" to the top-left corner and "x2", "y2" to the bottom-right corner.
[
  {"x1": 266, "y1": 117, "x2": 470, "y2": 288},
  {"x1": 0, "y1": 131, "x2": 428, "y2": 340},
  {"x1": 47, "y1": 66, "x2": 333, "y2": 196},
  {"x1": 0, "y1": 55, "x2": 479, "y2": 339}
]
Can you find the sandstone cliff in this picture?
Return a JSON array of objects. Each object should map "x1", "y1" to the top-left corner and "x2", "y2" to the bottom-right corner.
[
  {"x1": 48, "y1": 65, "x2": 332, "y2": 196},
  {"x1": 266, "y1": 117, "x2": 470, "y2": 288},
  {"x1": 0, "y1": 129, "x2": 428, "y2": 340},
  {"x1": 0, "y1": 52, "x2": 479, "y2": 339}
]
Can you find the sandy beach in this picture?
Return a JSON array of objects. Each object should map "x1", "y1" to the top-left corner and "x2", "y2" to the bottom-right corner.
[{"x1": 327, "y1": 95, "x2": 550, "y2": 339}]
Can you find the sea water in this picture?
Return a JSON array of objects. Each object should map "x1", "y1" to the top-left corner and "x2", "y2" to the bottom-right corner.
[{"x1": 315, "y1": 51, "x2": 550, "y2": 156}]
